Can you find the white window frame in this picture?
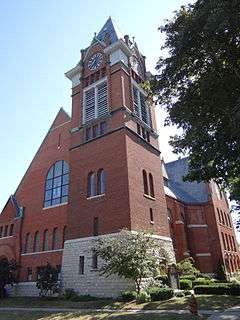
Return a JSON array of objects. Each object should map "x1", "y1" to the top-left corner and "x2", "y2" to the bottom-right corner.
[
  {"x1": 83, "y1": 77, "x2": 108, "y2": 124},
  {"x1": 131, "y1": 78, "x2": 151, "y2": 127}
]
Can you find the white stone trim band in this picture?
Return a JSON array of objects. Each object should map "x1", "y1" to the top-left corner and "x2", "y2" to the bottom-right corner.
[{"x1": 187, "y1": 224, "x2": 208, "y2": 228}]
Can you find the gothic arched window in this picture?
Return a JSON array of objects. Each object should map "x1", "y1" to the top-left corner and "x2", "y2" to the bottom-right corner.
[
  {"x1": 149, "y1": 173, "x2": 155, "y2": 198},
  {"x1": 24, "y1": 233, "x2": 32, "y2": 253},
  {"x1": 43, "y1": 230, "x2": 49, "y2": 251},
  {"x1": 87, "y1": 172, "x2": 96, "y2": 197},
  {"x1": 142, "y1": 170, "x2": 148, "y2": 195},
  {"x1": 44, "y1": 160, "x2": 69, "y2": 208},
  {"x1": 52, "y1": 228, "x2": 61, "y2": 250},
  {"x1": 33, "y1": 231, "x2": 40, "y2": 252},
  {"x1": 97, "y1": 169, "x2": 105, "y2": 194}
]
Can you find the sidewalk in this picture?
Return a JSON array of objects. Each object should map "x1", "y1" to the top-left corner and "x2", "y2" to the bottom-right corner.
[
  {"x1": 208, "y1": 305, "x2": 240, "y2": 320},
  {"x1": 0, "y1": 306, "x2": 215, "y2": 315}
]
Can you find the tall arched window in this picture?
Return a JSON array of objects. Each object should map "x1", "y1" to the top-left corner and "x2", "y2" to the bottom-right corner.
[
  {"x1": 43, "y1": 230, "x2": 49, "y2": 251},
  {"x1": 87, "y1": 172, "x2": 96, "y2": 197},
  {"x1": 149, "y1": 173, "x2": 155, "y2": 198},
  {"x1": 97, "y1": 169, "x2": 105, "y2": 194},
  {"x1": 52, "y1": 228, "x2": 61, "y2": 250},
  {"x1": 142, "y1": 170, "x2": 148, "y2": 195},
  {"x1": 33, "y1": 231, "x2": 40, "y2": 252},
  {"x1": 62, "y1": 226, "x2": 67, "y2": 248},
  {"x1": 24, "y1": 233, "x2": 32, "y2": 253},
  {"x1": 44, "y1": 160, "x2": 69, "y2": 208}
]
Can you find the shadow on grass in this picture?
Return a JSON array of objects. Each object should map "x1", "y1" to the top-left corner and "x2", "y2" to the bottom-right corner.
[{"x1": 0, "y1": 311, "x2": 201, "y2": 320}]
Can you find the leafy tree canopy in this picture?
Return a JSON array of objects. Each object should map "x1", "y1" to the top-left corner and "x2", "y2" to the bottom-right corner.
[
  {"x1": 176, "y1": 257, "x2": 200, "y2": 276},
  {"x1": 152, "y1": 0, "x2": 240, "y2": 219},
  {"x1": 94, "y1": 230, "x2": 170, "y2": 294},
  {"x1": 36, "y1": 263, "x2": 59, "y2": 297},
  {"x1": 0, "y1": 258, "x2": 19, "y2": 298}
]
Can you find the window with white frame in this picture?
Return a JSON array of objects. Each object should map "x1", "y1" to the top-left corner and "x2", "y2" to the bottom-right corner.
[
  {"x1": 83, "y1": 80, "x2": 108, "y2": 123},
  {"x1": 133, "y1": 85, "x2": 152, "y2": 128}
]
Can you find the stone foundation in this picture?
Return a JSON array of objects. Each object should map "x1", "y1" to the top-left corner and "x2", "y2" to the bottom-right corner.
[
  {"x1": 61, "y1": 232, "x2": 175, "y2": 298},
  {"x1": 7, "y1": 282, "x2": 40, "y2": 297}
]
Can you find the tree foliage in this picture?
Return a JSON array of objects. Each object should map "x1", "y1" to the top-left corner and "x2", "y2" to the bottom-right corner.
[
  {"x1": 36, "y1": 263, "x2": 59, "y2": 297},
  {"x1": 176, "y1": 258, "x2": 200, "y2": 276},
  {"x1": 152, "y1": 0, "x2": 240, "y2": 217},
  {"x1": 94, "y1": 230, "x2": 170, "y2": 294},
  {"x1": 0, "y1": 258, "x2": 19, "y2": 298}
]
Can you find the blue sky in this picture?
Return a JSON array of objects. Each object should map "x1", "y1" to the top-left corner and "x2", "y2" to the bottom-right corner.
[{"x1": 1, "y1": 0, "x2": 190, "y2": 211}]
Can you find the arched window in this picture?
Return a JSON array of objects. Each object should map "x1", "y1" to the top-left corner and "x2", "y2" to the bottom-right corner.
[
  {"x1": 87, "y1": 172, "x2": 96, "y2": 197},
  {"x1": 97, "y1": 169, "x2": 105, "y2": 194},
  {"x1": 52, "y1": 228, "x2": 61, "y2": 250},
  {"x1": 44, "y1": 160, "x2": 69, "y2": 208},
  {"x1": 142, "y1": 170, "x2": 148, "y2": 195},
  {"x1": 24, "y1": 233, "x2": 32, "y2": 253},
  {"x1": 62, "y1": 226, "x2": 67, "y2": 248},
  {"x1": 43, "y1": 230, "x2": 49, "y2": 251},
  {"x1": 149, "y1": 173, "x2": 155, "y2": 198},
  {"x1": 33, "y1": 231, "x2": 40, "y2": 252}
]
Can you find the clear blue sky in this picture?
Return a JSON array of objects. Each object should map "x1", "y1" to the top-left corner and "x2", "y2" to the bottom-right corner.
[{"x1": 0, "y1": 0, "x2": 191, "y2": 211}]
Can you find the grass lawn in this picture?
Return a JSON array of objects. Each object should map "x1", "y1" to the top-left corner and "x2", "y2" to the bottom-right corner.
[
  {"x1": 0, "y1": 311, "x2": 204, "y2": 320},
  {"x1": 0, "y1": 295, "x2": 239, "y2": 311}
]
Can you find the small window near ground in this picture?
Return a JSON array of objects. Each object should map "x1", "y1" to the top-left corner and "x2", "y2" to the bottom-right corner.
[
  {"x1": 79, "y1": 256, "x2": 85, "y2": 275},
  {"x1": 27, "y1": 268, "x2": 32, "y2": 281},
  {"x1": 92, "y1": 253, "x2": 98, "y2": 269},
  {"x1": 150, "y1": 208, "x2": 154, "y2": 223}
]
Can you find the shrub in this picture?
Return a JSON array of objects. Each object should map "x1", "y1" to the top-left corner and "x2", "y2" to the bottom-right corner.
[
  {"x1": 192, "y1": 278, "x2": 211, "y2": 287},
  {"x1": 180, "y1": 279, "x2": 192, "y2": 290},
  {"x1": 215, "y1": 261, "x2": 227, "y2": 281},
  {"x1": 154, "y1": 275, "x2": 169, "y2": 286},
  {"x1": 176, "y1": 258, "x2": 200, "y2": 276},
  {"x1": 194, "y1": 284, "x2": 229, "y2": 295},
  {"x1": 183, "y1": 290, "x2": 192, "y2": 296},
  {"x1": 180, "y1": 275, "x2": 196, "y2": 281},
  {"x1": 198, "y1": 274, "x2": 211, "y2": 280},
  {"x1": 64, "y1": 288, "x2": 77, "y2": 300},
  {"x1": 147, "y1": 287, "x2": 174, "y2": 301},
  {"x1": 121, "y1": 290, "x2": 137, "y2": 302},
  {"x1": 175, "y1": 291, "x2": 185, "y2": 297},
  {"x1": 136, "y1": 291, "x2": 150, "y2": 303},
  {"x1": 228, "y1": 283, "x2": 240, "y2": 296}
]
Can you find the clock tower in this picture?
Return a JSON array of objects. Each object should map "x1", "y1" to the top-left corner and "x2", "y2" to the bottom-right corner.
[{"x1": 62, "y1": 17, "x2": 175, "y2": 297}]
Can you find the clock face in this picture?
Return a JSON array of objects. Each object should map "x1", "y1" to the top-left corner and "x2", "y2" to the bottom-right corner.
[{"x1": 88, "y1": 52, "x2": 103, "y2": 71}]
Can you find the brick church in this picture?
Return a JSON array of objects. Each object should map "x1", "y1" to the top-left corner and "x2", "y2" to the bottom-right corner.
[{"x1": 0, "y1": 18, "x2": 239, "y2": 297}]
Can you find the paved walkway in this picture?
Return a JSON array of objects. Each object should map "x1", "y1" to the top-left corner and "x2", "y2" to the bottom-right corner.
[
  {"x1": 208, "y1": 305, "x2": 240, "y2": 320},
  {"x1": 0, "y1": 306, "x2": 215, "y2": 315},
  {"x1": 0, "y1": 306, "x2": 239, "y2": 318}
]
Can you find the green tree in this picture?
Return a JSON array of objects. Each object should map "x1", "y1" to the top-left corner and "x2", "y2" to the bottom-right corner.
[
  {"x1": 94, "y1": 230, "x2": 170, "y2": 294},
  {"x1": 152, "y1": 0, "x2": 240, "y2": 224},
  {"x1": 0, "y1": 258, "x2": 19, "y2": 298},
  {"x1": 176, "y1": 258, "x2": 200, "y2": 276},
  {"x1": 36, "y1": 263, "x2": 59, "y2": 297}
]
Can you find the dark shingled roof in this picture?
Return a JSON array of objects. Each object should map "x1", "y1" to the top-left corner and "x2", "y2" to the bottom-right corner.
[
  {"x1": 96, "y1": 17, "x2": 123, "y2": 45},
  {"x1": 165, "y1": 158, "x2": 209, "y2": 204}
]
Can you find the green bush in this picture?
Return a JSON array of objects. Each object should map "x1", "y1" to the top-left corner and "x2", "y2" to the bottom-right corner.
[
  {"x1": 147, "y1": 287, "x2": 174, "y2": 301},
  {"x1": 180, "y1": 279, "x2": 192, "y2": 290},
  {"x1": 175, "y1": 291, "x2": 185, "y2": 297},
  {"x1": 64, "y1": 288, "x2": 78, "y2": 300},
  {"x1": 136, "y1": 291, "x2": 150, "y2": 303},
  {"x1": 180, "y1": 275, "x2": 196, "y2": 281},
  {"x1": 194, "y1": 284, "x2": 229, "y2": 295},
  {"x1": 183, "y1": 290, "x2": 192, "y2": 296},
  {"x1": 228, "y1": 283, "x2": 240, "y2": 296},
  {"x1": 154, "y1": 275, "x2": 169, "y2": 286},
  {"x1": 176, "y1": 258, "x2": 200, "y2": 276},
  {"x1": 192, "y1": 278, "x2": 211, "y2": 287},
  {"x1": 121, "y1": 290, "x2": 137, "y2": 302}
]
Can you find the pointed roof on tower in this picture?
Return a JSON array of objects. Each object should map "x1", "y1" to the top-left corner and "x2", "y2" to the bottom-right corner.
[{"x1": 95, "y1": 17, "x2": 124, "y2": 45}]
